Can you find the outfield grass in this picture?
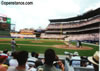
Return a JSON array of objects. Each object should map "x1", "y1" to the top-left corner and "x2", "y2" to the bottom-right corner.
[{"x1": 0, "y1": 38, "x2": 99, "y2": 56}]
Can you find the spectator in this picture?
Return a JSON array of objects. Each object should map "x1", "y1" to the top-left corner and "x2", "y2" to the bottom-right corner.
[
  {"x1": 86, "y1": 62, "x2": 93, "y2": 68},
  {"x1": 27, "y1": 60, "x2": 43, "y2": 71},
  {"x1": 35, "y1": 60, "x2": 43, "y2": 68},
  {"x1": 88, "y1": 51, "x2": 99, "y2": 71},
  {"x1": 0, "y1": 49, "x2": 9, "y2": 65},
  {"x1": 27, "y1": 52, "x2": 38, "y2": 69},
  {"x1": 9, "y1": 51, "x2": 18, "y2": 67},
  {"x1": 37, "y1": 49, "x2": 63, "y2": 71},
  {"x1": 35, "y1": 53, "x2": 39, "y2": 59},
  {"x1": 0, "y1": 54, "x2": 8, "y2": 71},
  {"x1": 70, "y1": 51, "x2": 81, "y2": 67},
  {"x1": 0, "y1": 49, "x2": 9, "y2": 57},
  {"x1": 31, "y1": 52, "x2": 38, "y2": 60},
  {"x1": 3, "y1": 49, "x2": 9, "y2": 55},
  {"x1": 7, "y1": 51, "x2": 28, "y2": 71},
  {"x1": 26, "y1": 52, "x2": 39, "y2": 71},
  {"x1": 81, "y1": 56, "x2": 87, "y2": 67},
  {"x1": 54, "y1": 56, "x2": 65, "y2": 71}
]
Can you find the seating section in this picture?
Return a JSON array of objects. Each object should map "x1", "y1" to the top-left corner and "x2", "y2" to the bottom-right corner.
[{"x1": 0, "y1": 49, "x2": 95, "y2": 71}]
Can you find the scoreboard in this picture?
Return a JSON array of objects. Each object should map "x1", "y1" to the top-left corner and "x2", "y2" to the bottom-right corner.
[
  {"x1": 0, "y1": 23, "x2": 10, "y2": 30},
  {"x1": 0, "y1": 16, "x2": 11, "y2": 30},
  {"x1": 0, "y1": 16, "x2": 11, "y2": 36},
  {"x1": 0, "y1": 16, "x2": 11, "y2": 24}
]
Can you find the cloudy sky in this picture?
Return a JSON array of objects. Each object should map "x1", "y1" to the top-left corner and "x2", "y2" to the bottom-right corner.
[{"x1": 0, "y1": 0, "x2": 100, "y2": 31}]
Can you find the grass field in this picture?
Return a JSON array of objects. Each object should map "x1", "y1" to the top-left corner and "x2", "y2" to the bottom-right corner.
[{"x1": 0, "y1": 38, "x2": 99, "y2": 56}]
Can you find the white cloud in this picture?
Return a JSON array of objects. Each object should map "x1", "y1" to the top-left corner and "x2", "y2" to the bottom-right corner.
[{"x1": 1, "y1": 0, "x2": 99, "y2": 31}]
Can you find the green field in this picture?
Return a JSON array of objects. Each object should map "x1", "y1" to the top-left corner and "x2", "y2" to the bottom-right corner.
[{"x1": 0, "y1": 38, "x2": 99, "y2": 56}]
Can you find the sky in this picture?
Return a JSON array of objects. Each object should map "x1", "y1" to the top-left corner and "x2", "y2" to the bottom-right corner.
[{"x1": 0, "y1": 0, "x2": 100, "y2": 31}]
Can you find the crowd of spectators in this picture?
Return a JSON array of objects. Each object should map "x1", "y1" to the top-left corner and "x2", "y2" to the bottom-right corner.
[
  {"x1": 47, "y1": 15, "x2": 100, "y2": 29},
  {"x1": 43, "y1": 15, "x2": 99, "y2": 40},
  {"x1": 0, "y1": 49, "x2": 65, "y2": 71},
  {"x1": 10, "y1": 33, "x2": 36, "y2": 38},
  {"x1": 64, "y1": 51, "x2": 99, "y2": 71},
  {"x1": 65, "y1": 33, "x2": 99, "y2": 41},
  {"x1": 41, "y1": 34, "x2": 65, "y2": 39},
  {"x1": 0, "y1": 48, "x2": 99, "y2": 71}
]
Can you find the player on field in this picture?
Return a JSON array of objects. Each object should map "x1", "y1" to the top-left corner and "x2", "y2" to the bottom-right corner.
[{"x1": 11, "y1": 38, "x2": 17, "y2": 52}]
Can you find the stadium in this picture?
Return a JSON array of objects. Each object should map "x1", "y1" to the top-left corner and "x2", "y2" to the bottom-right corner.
[
  {"x1": 42, "y1": 8, "x2": 99, "y2": 43},
  {"x1": 0, "y1": 8, "x2": 99, "y2": 71}
]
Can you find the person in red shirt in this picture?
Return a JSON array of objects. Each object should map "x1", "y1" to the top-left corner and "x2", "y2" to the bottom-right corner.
[{"x1": 0, "y1": 55, "x2": 8, "y2": 71}]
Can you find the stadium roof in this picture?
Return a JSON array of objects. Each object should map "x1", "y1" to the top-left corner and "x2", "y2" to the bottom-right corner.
[{"x1": 49, "y1": 8, "x2": 100, "y2": 22}]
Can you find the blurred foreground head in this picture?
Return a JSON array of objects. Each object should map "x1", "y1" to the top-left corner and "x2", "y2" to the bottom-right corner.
[
  {"x1": 16, "y1": 51, "x2": 28, "y2": 66},
  {"x1": 45, "y1": 49, "x2": 56, "y2": 66}
]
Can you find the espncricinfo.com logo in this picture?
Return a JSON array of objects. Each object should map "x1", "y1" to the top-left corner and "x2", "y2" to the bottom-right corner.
[{"x1": 1, "y1": 1, "x2": 33, "y2": 5}]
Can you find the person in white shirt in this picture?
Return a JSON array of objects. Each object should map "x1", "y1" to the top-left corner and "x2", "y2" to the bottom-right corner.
[
  {"x1": 70, "y1": 52, "x2": 81, "y2": 67},
  {"x1": 9, "y1": 51, "x2": 18, "y2": 67},
  {"x1": 26, "y1": 52, "x2": 38, "y2": 71}
]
